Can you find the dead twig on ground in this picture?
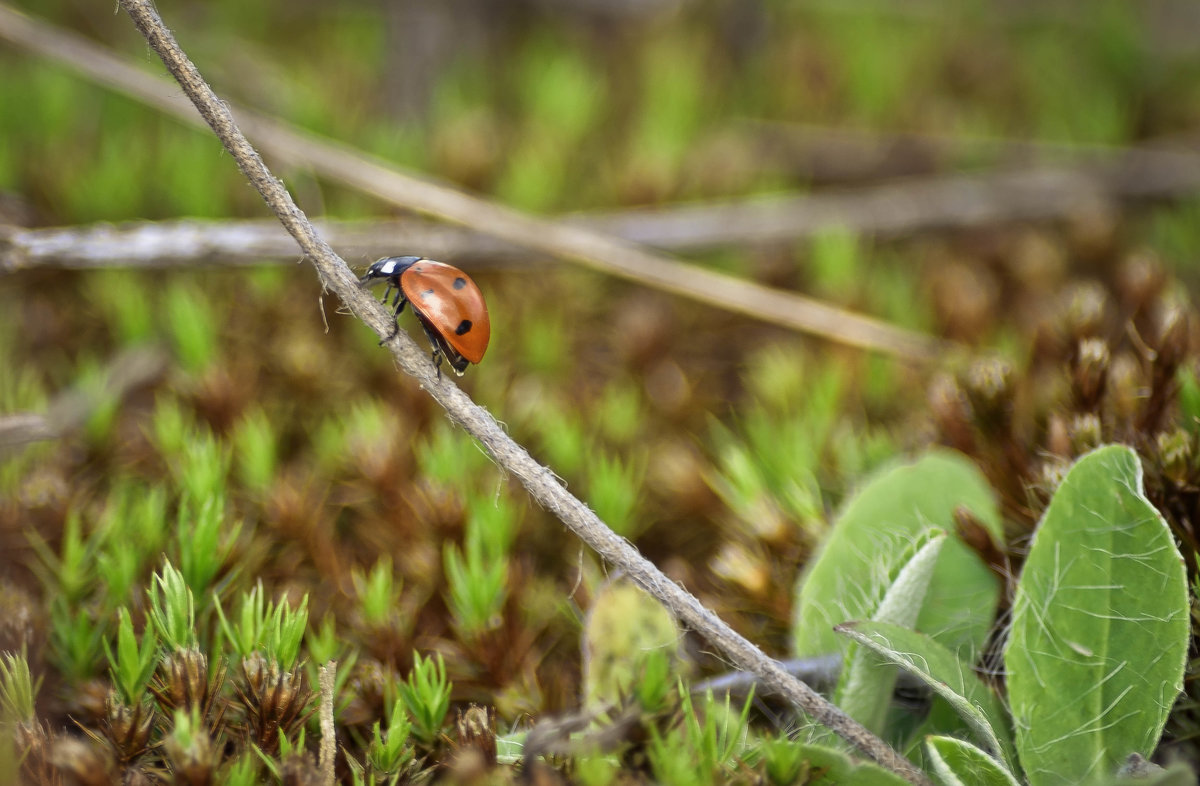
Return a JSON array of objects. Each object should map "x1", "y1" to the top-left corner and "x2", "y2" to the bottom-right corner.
[
  {"x1": 109, "y1": 0, "x2": 933, "y2": 782},
  {"x1": 6, "y1": 138, "x2": 1200, "y2": 271}
]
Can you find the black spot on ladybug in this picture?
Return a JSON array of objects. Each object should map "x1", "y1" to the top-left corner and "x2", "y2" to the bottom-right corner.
[
  {"x1": 456, "y1": 320, "x2": 473, "y2": 335},
  {"x1": 421, "y1": 288, "x2": 435, "y2": 298},
  {"x1": 453, "y1": 277, "x2": 468, "y2": 290}
]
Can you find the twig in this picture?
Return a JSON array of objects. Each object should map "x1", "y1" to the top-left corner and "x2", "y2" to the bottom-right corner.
[
  {"x1": 8, "y1": 126, "x2": 1200, "y2": 273},
  {"x1": 113, "y1": 0, "x2": 932, "y2": 783},
  {"x1": 318, "y1": 660, "x2": 336, "y2": 786},
  {"x1": 0, "y1": 2, "x2": 946, "y2": 363},
  {"x1": 0, "y1": 218, "x2": 522, "y2": 271}
]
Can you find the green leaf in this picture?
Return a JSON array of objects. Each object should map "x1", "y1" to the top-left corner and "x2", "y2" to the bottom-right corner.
[
  {"x1": 1005, "y1": 445, "x2": 1189, "y2": 785},
  {"x1": 778, "y1": 743, "x2": 912, "y2": 785},
  {"x1": 792, "y1": 450, "x2": 1002, "y2": 662},
  {"x1": 925, "y1": 736, "x2": 1021, "y2": 786},
  {"x1": 836, "y1": 620, "x2": 1015, "y2": 770},
  {"x1": 836, "y1": 534, "x2": 945, "y2": 735}
]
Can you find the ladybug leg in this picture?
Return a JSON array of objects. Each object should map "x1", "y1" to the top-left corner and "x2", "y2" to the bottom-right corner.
[
  {"x1": 417, "y1": 321, "x2": 446, "y2": 380},
  {"x1": 376, "y1": 290, "x2": 407, "y2": 345},
  {"x1": 391, "y1": 294, "x2": 408, "y2": 318}
]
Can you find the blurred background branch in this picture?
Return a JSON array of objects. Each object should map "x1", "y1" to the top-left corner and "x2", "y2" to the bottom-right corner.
[
  {"x1": 0, "y1": 2, "x2": 950, "y2": 362},
  {"x1": 8, "y1": 140, "x2": 1200, "y2": 271}
]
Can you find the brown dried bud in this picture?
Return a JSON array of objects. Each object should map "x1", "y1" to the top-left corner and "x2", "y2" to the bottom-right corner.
[
  {"x1": 235, "y1": 653, "x2": 313, "y2": 755},
  {"x1": 709, "y1": 541, "x2": 769, "y2": 598},
  {"x1": 1068, "y1": 413, "x2": 1103, "y2": 455},
  {"x1": 0, "y1": 581, "x2": 41, "y2": 657},
  {"x1": 151, "y1": 648, "x2": 211, "y2": 715},
  {"x1": 928, "y1": 372, "x2": 975, "y2": 453},
  {"x1": 102, "y1": 694, "x2": 155, "y2": 764},
  {"x1": 1154, "y1": 302, "x2": 1191, "y2": 371},
  {"x1": 455, "y1": 704, "x2": 498, "y2": 766},
  {"x1": 1107, "y1": 353, "x2": 1143, "y2": 424},
  {"x1": 48, "y1": 736, "x2": 114, "y2": 786},
  {"x1": 1045, "y1": 413, "x2": 1071, "y2": 458},
  {"x1": 962, "y1": 357, "x2": 1014, "y2": 436},
  {"x1": 1038, "y1": 457, "x2": 1071, "y2": 497},
  {"x1": 1071, "y1": 338, "x2": 1110, "y2": 412},
  {"x1": 1061, "y1": 282, "x2": 1110, "y2": 341},
  {"x1": 1156, "y1": 428, "x2": 1194, "y2": 486},
  {"x1": 1116, "y1": 250, "x2": 1166, "y2": 315}
]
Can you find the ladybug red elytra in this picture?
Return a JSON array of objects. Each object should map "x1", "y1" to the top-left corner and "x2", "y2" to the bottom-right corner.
[{"x1": 361, "y1": 255, "x2": 491, "y2": 377}]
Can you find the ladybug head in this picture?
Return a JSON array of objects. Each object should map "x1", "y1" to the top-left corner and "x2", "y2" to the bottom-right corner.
[{"x1": 361, "y1": 255, "x2": 422, "y2": 284}]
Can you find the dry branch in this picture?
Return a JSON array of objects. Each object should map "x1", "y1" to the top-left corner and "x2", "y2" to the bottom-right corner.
[
  {"x1": 0, "y1": 218, "x2": 521, "y2": 271},
  {"x1": 8, "y1": 136, "x2": 1200, "y2": 272},
  {"x1": 0, "y1": 2, "x2": 946, "y2": 363},
  {"x1": 105, "y1": 0, "x2": 932, "y2": 782}
]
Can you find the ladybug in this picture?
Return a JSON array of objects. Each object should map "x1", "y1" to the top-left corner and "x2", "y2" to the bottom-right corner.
[{"x1": 360, "y1": 255, "x2": 491, "y2": 376}]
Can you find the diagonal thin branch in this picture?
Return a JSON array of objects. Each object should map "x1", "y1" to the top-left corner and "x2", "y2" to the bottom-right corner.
[
  {"x1": 112, "y1": 0, "x2": 932, "y2": 783},
  {"x1": 0, "y1": 2, "x2": 947, "y2": 364}
]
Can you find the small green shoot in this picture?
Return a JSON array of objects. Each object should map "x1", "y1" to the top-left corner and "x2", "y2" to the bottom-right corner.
[
  {"x1": 104, "y1": 607, "x2": 160, "y2": 705},
  {"x1": 175, "y1": 493, "x2": 236, "y2": 600},
  {"x1": 679, "y1": 687, "x2": 754, "y2": 777},
  {"x1": 465, "y1": 493, "x2": 519, "y2": 562},
  {"x1": 400, "y1": 652, "x2": 451, "y2": 748},
  {"x1": 164, "y1": 281, "x2": 218, "y2": 373},
  {"x1": 634, "y1": 649, "x2": 674, "y2": 716},
  {"x1": 150, "y1": 396, "x2": 195, "y2": 463},
  {"x1": 96, "y1": 481, "x2": 168, "y2": 610},
  {"x1": 351, "y1": 557, "x2": 403, "y2": 629},
  {"x1": 30, "y1": 510, "x2": 92, "y2": 604},
  {"x1": 756, "y1": 734, "x2": 815, "y2": 786},
  {"x1": 443, "y1": 534, "x2": 507, "y2": 638},
  {"x1": 75, "y1": 356, "x2": 122, "y2": 445},
  {"x1": 416, "y1": 420, "x2": 491, "y2": 486},
  {"x1": 47, "y1": 595, "x2": 106, "y2": 683},
  {"x1": 597, "y1": 379, "x2": 645, "y2": 445},
  {"x1": 531, "y1": 403, "x2": 587, "y2": 478},
  {"x1": 165, "y1": 705, "x2": 215, "y2": 776},
  {"x1": 588, "y1": 452, "x2": 644, "y2": 539},
  {"x1": 147, "y1": 561, "x2": 198, "y2": 652},
  {"x1": 232, "y1": 407, "x2": 277, "y2": 495},
  {"x1": 0, "y1": 652, "x2": 39, "y2": 725},
  {"x1": 220, "y1": 753, "x2": 261, "y2": 786},
  {"x1": 91, "y1": 270, "x2": 154, "y2": 344},
  {"x1": 215, "y1": 581, "x2": 309, "y2": 671},
  {"x1": 174, "y1": 431, "x2": 231, "y2": 510},
  {"x1": 366, "y1": 697, "x2": 415, "y2": 778}
]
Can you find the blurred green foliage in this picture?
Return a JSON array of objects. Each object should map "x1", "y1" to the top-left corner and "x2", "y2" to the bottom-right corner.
[{"x1": 4, "y1": 0, "x2": 1200, "y2": 781}]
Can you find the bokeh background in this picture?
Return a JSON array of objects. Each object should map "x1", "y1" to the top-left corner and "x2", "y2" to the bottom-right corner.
[{"x1": 4, "y1": 0, "x2": 1200, "y2": 776}]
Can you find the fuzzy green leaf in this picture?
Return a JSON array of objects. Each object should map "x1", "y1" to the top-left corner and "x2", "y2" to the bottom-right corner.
[
  {"x1": 836, "y1": 533, "x2": 945, "y2": 735},
  {"x1": 773, "y1": 742, "x2": 911, "y2": 785},
  {"x1": 1005, "y1": 445, "x2": 1189, "y2": 785},
  {"x1": 792, "y1": 450, "x2": 1002, "y2": 662},
  {"x1": 836, "y1": 620, "x2": 1015, "y2": 770},
  {"x1": 925, "y1": 736, "x2": 1021, "y2": 786}
]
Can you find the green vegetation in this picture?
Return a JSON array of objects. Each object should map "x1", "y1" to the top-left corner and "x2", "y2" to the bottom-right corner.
[{"x1": 4, "y1": 1, "x2": 1200, "y2": 783}]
